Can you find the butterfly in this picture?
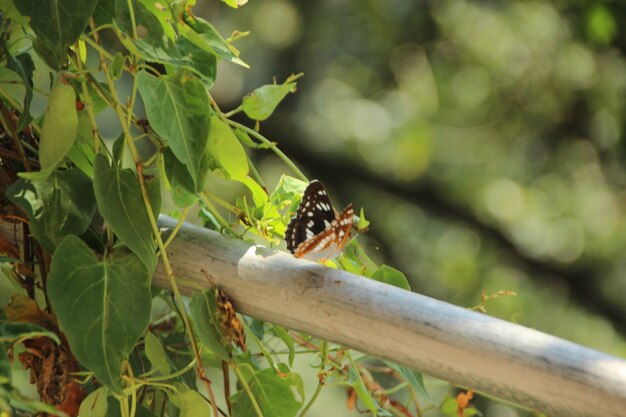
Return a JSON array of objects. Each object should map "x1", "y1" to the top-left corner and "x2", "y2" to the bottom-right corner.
[{"x1": 285, "y1": 180, "x2": 354, "y2": 261}]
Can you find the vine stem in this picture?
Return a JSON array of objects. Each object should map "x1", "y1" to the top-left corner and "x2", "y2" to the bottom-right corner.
[
  {"x1": 207, "y1": 93, "x2": 307, "y2": 183},
  {"x1": 0, "y1": 98, "x2": 30, "y2": 171},
  {"x1": 298, "y1": 340, "x2": 328, "y2": 417},
  {"x1": 226, "y1": 120, "x2": 308, "y2": 182},
  {"x1": 73, "y1": 45, "x2": 102, "y2": 152},
  {"x1": 161, "y1": 206, "x2": 190, "y2": 250},
  {"x1": 232, "y1": 363, "x2": 264, "y2": 417},
  {"x1": 199, "y1": 192, "x2": 234, "y2": 232},
  {"x1": 90, "y1": 18, "x2": 220, "y2": 417},
  {"x1": 222, "y1": 361, "x2": 232, "y2": 415}
]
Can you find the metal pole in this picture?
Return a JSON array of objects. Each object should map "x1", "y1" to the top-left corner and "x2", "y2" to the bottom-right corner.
[{"x1": 153, "y1": 216, "x2": 626, "y2": 417}]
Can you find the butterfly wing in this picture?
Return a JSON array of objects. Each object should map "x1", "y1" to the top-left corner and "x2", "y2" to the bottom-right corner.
[
  {"x1": 286, "y1": 180, "x2": 336, "y2": 254},
  {"x1": 293, "y1": 204, "x2": 354, "y2": 260}
]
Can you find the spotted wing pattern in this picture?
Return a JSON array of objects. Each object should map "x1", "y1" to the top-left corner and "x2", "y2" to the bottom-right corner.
[{"x1": 285, "y1": 180, "x2": 353, "y2": 260}]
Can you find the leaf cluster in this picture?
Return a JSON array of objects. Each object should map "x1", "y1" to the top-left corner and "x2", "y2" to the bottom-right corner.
[{"x1": 0, "y1": 1, "x2": 448, "y2": 417}]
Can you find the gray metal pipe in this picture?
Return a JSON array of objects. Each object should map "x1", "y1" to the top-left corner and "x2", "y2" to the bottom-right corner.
[{"x1": 140, "y1": 216, "x2": 626, "y2": 416}]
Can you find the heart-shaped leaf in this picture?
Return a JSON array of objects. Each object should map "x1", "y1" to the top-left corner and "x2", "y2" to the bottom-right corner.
[
  {"x1": 93, "y1": 154, "x2": 157, "y2": 272},
  {"x1": 47, "y1": 235, "x2": 151, "y2": 393}
]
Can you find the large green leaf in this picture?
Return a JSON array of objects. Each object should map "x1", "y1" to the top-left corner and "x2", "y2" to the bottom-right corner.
[
  {"x1": 20, "y1": 82, "x2": 77, "y2": 180},
  {"x1": 189, "y1": 290, "x2": 231, "y2": 362},
  {"x1": 206, "y1": 117, "x2": 267, "y2": 206},
  {"x1": 231, "y1": 366, "x2": 303, "y2": 417},
  {"x1": 15, "y1": 0, "x2": 99, "y2": 70},
  {"x1": 241, "y1": 76, "x2": 300, "y2": 121},
  {"x1": 137, "y1": 70, "x2": 210, "y2": 192},
  {"x1": 47, "y1": 235, "x2": 151, "y2": 393},
  {"x1": 7, "y1": 168, "x2": 96, "y2": 253},
  {"x1": 0, "y1": 320, "x2": 61, "y2": 344},
  {"x1": 207, "y1": 116, "x2": 248, "y2": 181},
  {"x1": 93, "y1": 154, "x2": 157, "y2": 272}
]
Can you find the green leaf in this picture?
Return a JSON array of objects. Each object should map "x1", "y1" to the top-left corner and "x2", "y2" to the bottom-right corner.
[
  {"x1": 114, "y1": 0, "x2": 166, "y2": 47},
  {"x1": 270, "y1": 325, "x2": 295, "y2": 368},
  {"x1": 0, "y1": 320, "x2": 61, "y2": 344},
  {"x1": 0, "y1": 0, "x2": 30, "y2": 26},
  {"x1": 137, "y1": 0, "x2": 176, "y2": 41},
  {"x1": 137, "y1": 70, "x2": 211, "y2": 192},
  {"x1": 270, "y1": 175, "x2": 307, "y2": 209},
  {"x1": 3, "y1": 43, "x2": 34, "y2": 130},
  {"x1": 206, "y1": 117, "x2": 267, "y2": 205},
  {"x1": 348, "y1": 365, "x2": 380, "y2": 417},
  {"x1": 163, "y1": 147, "x2": 198, "y2": 208},
  {"x1": 231, "y1": 366, "x2": 303, "y2": 417},
  {"x1": 371, "y1": 265, "x2": 411, "y2": 291},
  {"x1": 174, "y1": 37, "x2": 217, "y2": 87},
  {"x1": 189, "y1": 290, "x2": 231, "y2": 361},
  {"x1": 66, "y1": 112, "x2": 96, "y2": 177},
  {"x1": 93, "y1": 154, "x2": 157, "y2": 272},
  {"x1": 7, "y1": 168, "x2": 97, "y2": 253},
  {"x1": 47, "y1": 235, "x2": 151, "y2": 393},
  {"x1": 109, "y1": 52, "x2": 124, "y2": 80},
  {"x1": 78, "y1": 387, "x2": 108, "y2": 417},
  {"x1": 357, "y1": 207, "x2": 370, "y2": 231},
  {"x1": 248, "y1": 319, "x2": 266, "y2": 340},
  {"x1": 111, "y1": 133, "x2": 126, "y2": 163},
  {"x1": 221, "y1": 0, "x2": 247, "y2": 8},
  {"x1": 173, "y1": 389, "x2": 213, "y2": 417},
  {"x1": 144, "y1": 331, "x2": 171, "y2": 376},
  {"x1": 206, "y1": 116, "x2": 248, "y2": 181},
  {"x1": 346, "y1": 352, "x2": 393, "y2": 417},
  {"x1": 179, "y1": 15, "x2": 248, "y2": 68},
  {"x1": 20, "y1": 82, "x2": 77, "y2": 180},
  {"x1": 15, "y1": 0, "x2": 99, "y2": 70},
  {"x1": 276, "y1": 362, "x2": 304, "y2": 401},
  {"x1": 384, "y1": 361, "x2": 430, "y2": 401},
  {"x1": 241, "y1": 176, "x2": 268, "y2": 207},
  {"x1": 242, "y1": 76, "x2": 300, "y2": 121},
  {"x1": 440, "y1": 395, "x2": 478, "y2": 417},
  {"x1": 121, "y1": 37, "x2": 217, "y2": 88}
]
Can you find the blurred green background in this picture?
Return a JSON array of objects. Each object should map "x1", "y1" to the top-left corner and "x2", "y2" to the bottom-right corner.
[
  {"x1": 202, "y1": 0, "x2": 626, "y2": 361},
  {"x1": 4, "y1": 1, "x2": 626, "y2": 416}
]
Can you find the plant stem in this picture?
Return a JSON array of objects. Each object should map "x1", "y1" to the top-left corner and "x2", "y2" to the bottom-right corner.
[
  {"x1": 298, "y1": 340, "x2": 328, "y2": 417},
  {"x1": 73, "y1": 45, "x2": 102, "y2": 152},
  {"x1": 199, "y1": 192, "x2": 234, "y2": 232},
  {"x1": 232, "y1": 363, "x2": 264, "y2": 417},
  {"x1": 227, "y1": 120, "x2": 308, "y2": 182},
  {"x1": 223, "y1": 361, "x2": 232, "y2": 415},
  {"x1": 161, "y1": 206, "x2": 190, "y2": 250}
]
